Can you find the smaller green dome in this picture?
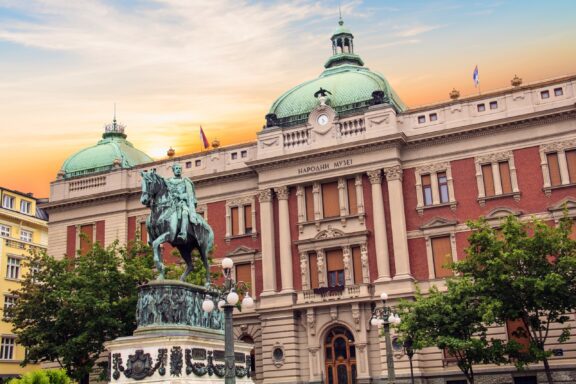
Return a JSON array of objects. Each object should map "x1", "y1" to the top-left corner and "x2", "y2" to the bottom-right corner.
[
  {"x1": 60, "y1": 119, "x2": 153, "y2": 179},
  {"x1": 332, "y1": 18, "x2": 352, "y2": 37}
]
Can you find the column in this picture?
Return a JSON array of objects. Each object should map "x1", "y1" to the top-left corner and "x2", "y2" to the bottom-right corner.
[
  {"x1": 384, "y1": 165, "x2": 412, "y2": 279},
  {"x1": 275, "y1": 186, "x2": 294, "y2": 292},
  {"x1": 558, "y1": 150, "x2": 570, "y2": 185},
  {"x1": 338, "y1": 178, "x2": 347, "y2": 217},
  {"x1": 313, "y1": 182, "x2": 321, "y2": 221},
  {"x1": 342, "y1": 246, "x2": 353, "y2": 286},
  {"x1": 300, "y1": 252, "x2": 309, "y2": 290},
  {"x1": 259, "y1": 189, "x2": 276, "y2": 294},
  {"x1": 367, "y1": 169, "x2": 391, "y2": 281},
  {"x1": 316, "y1": 249, "x2": 326, "y2": 287},
  {"x1": 492, "y1": 162, "x2": 503, "y2": 195}
]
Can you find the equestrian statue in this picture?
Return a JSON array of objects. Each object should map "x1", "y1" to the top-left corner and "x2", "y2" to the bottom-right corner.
[{"x1": 140, "y1": 163, "x2": 214, "y2": 283}]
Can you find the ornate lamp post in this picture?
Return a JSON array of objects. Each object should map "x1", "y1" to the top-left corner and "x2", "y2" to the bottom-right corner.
[
  {"x1": 370, "y1": 292, "x2": 401, "y2": 384},
  {"x1": 202, "y1": 257, "x2": 255, "y2": 384}
]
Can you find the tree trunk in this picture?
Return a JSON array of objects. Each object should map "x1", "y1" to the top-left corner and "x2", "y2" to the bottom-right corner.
[
  {"x1": 80, "y1": 372, "x2": 90, "y2": 384},
  {"x1": 543, "y1": 356, "x2": 554, "y2": 384}
]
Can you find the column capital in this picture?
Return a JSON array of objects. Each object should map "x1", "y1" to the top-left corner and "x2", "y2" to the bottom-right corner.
[
  {"x1": 258, "y1": 188, "x2": 273, "y2": 203},
  {"x1": 367, "y1": 169, "x2": 382, "y2": 185},
  {"x1": 275, "y1": 185, "x2": 290, "y2": 200},
  {"x1": 384, "y1": 165, "x2": 403, "y2": 181}
]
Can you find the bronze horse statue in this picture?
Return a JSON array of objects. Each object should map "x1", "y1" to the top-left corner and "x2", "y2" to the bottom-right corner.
[{"x1": 140, "y1": 169, "x2": 214, "y2": 283}]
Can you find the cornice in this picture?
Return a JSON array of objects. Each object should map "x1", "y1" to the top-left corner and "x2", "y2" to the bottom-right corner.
[
  {"x1": 192, "y1": 168, "x2": 257, "y2": 186},
  {"x1": 41, "y1": 188, "x2": 136, "y2": 212}
]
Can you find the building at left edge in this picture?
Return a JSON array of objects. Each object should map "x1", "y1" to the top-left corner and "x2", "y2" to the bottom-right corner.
[{"x1": 0, "y1": 187, "x2": 47, "y2": 381}]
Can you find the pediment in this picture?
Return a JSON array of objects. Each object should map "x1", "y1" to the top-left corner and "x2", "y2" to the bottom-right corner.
[
  {"x1": 227, "y1": 246, "x2": 257, "y2": 256},
  {"x1": 315, "y1": 226, "x2": 345, "y2": 240},
  {"x1": 485, "y1": 207, "x2": 522, "y2": 219},
  {"x1": 420, "y1": 217, "x2": 458, "y2": 230},
  {"x1": 548, "y1": 197, "x2": 576, "y2": 212}
]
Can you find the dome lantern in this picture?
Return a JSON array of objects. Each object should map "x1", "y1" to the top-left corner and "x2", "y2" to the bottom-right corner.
[{"x1": 325, "y1": 18, "x2": 364, "y2": 69}]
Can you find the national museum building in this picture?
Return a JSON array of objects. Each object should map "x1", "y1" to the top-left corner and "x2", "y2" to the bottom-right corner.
[{"x1": 43, "y1": 20, "x2": 576, "y2": 384}]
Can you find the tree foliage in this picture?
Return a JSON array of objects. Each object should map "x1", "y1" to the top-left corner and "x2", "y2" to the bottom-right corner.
[
  {"x1": 9, "y1": 241, "x2": 154, "y2": 384},
  {"x1": 398, "y1": 278, "x2": 509, "y2": 384},
  {"x1": 7, "y1": 369, "x2": 71, "y2": 384},
  {"x1": 454, "y1": 215, "x2": 576, "y2": 383}
]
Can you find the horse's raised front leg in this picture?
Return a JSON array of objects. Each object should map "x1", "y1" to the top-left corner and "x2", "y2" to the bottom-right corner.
[
  {"x1": 177, "y1": 244, "x2": 194, "y2": 282},
  {"x1": 201, "y1": 246, "x2": 211, "y2": 287},
  {"x1": 152, "y1": 232, "x2": 170, "y2": 280}
]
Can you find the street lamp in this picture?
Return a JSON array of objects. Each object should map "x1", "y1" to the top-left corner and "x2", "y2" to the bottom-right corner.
[
  {"x1": 202, "y1": 257, "x2": 255, "y2": 384},
  {"x1": 370, "y1": 292, "x2": 401, "y2": 384}
]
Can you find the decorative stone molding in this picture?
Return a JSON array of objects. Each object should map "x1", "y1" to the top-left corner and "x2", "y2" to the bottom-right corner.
[
  {"x1": 540, "y1": 139, "x2": 576, "y2": 153},
  {"x1": 306, "y1": 308, "x2": 316, "y2": 336},
  {"x1": 384, "y1": 165, "x2": 403, "y2": 181},
  {"x1": 225, "y1": 196, "x2": 257, "y2": 240},
  {"x1": 226, "y1": 196, "x2": 253, "y2": 207},
  {"x1": 414, "y1": 162, "x2": 456, "y2": 215},
  {"x1": 329, "y1": 306, "x2": 338, "y2": 321},
  {"x1": 476, "y1": 150, "x2": 513, "y2": 164},
  {"x1": 360, "y1": 243, "x2": 370, "y2": 284},
  {"x1": 343, "y1": 246, "x2": 352, "y2": 286},
  {"x1": 475, "y1": 150, "x2": 520, "y2": 206},
  {"x1": 316, "y1": 250, "x2": 326, "y2": 287},
  {"x1": 258, "y1": 189, "x2": 273, "y2": 203},
  {"x1": 300, "y1": 252, "x2": 309, "y2": 290},
  {"x1": 271, "y1": 343, "x2": 285, "y2": 368},
  {"x1": 367, "y1": 169, "x2": 382, "y2": 185},
  {"x1": 415, "y1": 162, "x2": 450, "y2": 174},
  {"x1": 275, "y1": 185, "x2": 289, "y2": 200},
  {"x1": 315, "y1": 226, "x2": 345, "y2": 239},
  {"x1": 539, "y1": 139, "x2": 576, "y2": 196},
  {"x1": 351, "y1": 303, "x2": 361, "y2": 332},
  {"x1": 548, "y1": 197, "x2": 576, "y2": 221}
]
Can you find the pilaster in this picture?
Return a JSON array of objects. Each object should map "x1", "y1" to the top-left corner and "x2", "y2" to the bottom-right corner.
[{"x1": 367, "y1": 169, "x2": 391, "y2": 281}]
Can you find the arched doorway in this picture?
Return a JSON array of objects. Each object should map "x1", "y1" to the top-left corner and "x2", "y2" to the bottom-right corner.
[
  {"x1": 324, "y1": 326, "x2": 357, "y2": 384},
  {"x1": 239, "y1": 335, "x2": 255, "y2": 378}
]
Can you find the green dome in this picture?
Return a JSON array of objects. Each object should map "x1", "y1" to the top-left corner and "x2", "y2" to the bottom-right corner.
[
  {"x1": 60, "y1": 120, "x2": 153, "y2": 179},
  {"x1": 266, "y1": 19, "x2": 405, "y2": 128}
]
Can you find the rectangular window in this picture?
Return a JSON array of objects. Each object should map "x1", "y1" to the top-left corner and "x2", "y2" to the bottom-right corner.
[
  {"x1": 499, "y1": 161, "x2": 513, "y2": 194},
  {"x1": 79, "y1": 224, "x2": 94, "y2": 255},
  {"x1": 0, "y1": 337, "x2": 14, "y2": 360},
  {"x1": 346, "y1": 178, "x2": 357, "y2": 215},
  {"x1": 566, "y1": 149, "x2": 576, "y2": 183},
  {"x1": 429, "y1": 113, "x2": 438, "y2": 121},
  {"x1": 185, "y1": 161, "x2": 192, "y2": 168},
  {"x1": 305, "y1": 186, "x2": 314, "y2": 221},
  {"x1": 244, "y1": 205, "x2": 253, "y2": 234},
  {"x1": 20, "y1": 230, "x2": 32, "y2": 243},
  {"x1": 481, "y1": 164, "x2": 495, "y2": 196},
  {"x1": 352, "y1": 246, "x2": 363, "y2": 284},
  {"x1": 231, "y1": 207, "x2": 239, "y2": 236},
  {"x1": 2, "y1": 196, "x2": 14, "y2": 209},
  {"x1": 417, "y1": 115, "x2": 426, "y2": 124},
  {"x1": 477, "y1": 103, "x2": 486, "y2": 112},
  {"x1": 431, "y1": 236, "x2": 453, "y2": 278},
  {"x1": 541, "y1": 90, "x2": 550, "y2": 99},
  {"x1": 241, "y1": 150, "x2": 247, "y2": 158},
  {"x1": 513, "y1": 376, "x2": 537, "y2": 384},
  {"x1": 421, "y1": 174, "x2": 433, "y2": 206},
  {"x1": 547, "y1": 152, "x2": 562, "y2": 186},
  {"x1": 0, "y1": 225, "x2": 10, "y2": 237},
  {"x1": 235, "y1": 263, "x2": 252, "y2": 300},
  {"x1": 231, "y1": 152, "x2": 238, "y2": 160},
  {"x1": 20, "y1": 200, "x2": 31, "y2": 214},
  {"x1": 139, "y1": 222, "x2": 148, "y2": 243},
  {"x1": 3, "y1": 295, "x2": 16, "y2": 319},
  {"x1": 195, "y1": 159, "x2": 202, "y2": 167},
  {"x1": 489, "y1": 101, "x2": 498, "y2": 110},
  {"x1": 554, "y1": 87, "x2": 563, "y2": 97},
  {"x1": 321, "y1": 182, "x2": 340, "y2": 218},
  {"x1": 326, "y1": 249, "x2": 344, "y2": 287},
  {"x1": 309, "y1": 252, "x2": 319, "y2": 289},
  {"x1": 6, "y1": 257, "x2": 20, "y2": 280},
  {"x1": 507, "y1": 319, "x2": 530, "y2": 354},
  {"x1": 437, "y1": 172, "x2": 449, "y2": 203}
]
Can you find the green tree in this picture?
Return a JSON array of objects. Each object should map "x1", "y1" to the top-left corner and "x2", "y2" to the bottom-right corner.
[
  {"x1": 397, "y1": 278, "x2": 508, "y2": 384},
  {"x1": 7, "y1": 369, "x2": 71, "y2": 384},
  {"x1": 455, "y1": 215, "x2": 576, "y2": 384},
  {"x1": 9, "y1": 241, "x2": 154, "y2": 384}
]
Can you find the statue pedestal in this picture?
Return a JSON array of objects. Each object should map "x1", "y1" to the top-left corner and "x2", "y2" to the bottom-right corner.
[{"x1": 106, "y1": 280, "x2": 254, "y2": 384}]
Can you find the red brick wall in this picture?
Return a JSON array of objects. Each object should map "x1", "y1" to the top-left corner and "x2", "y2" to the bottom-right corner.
[
  {"x1": 407, "y1": 237, "x2": 428, "y2": 280},
  {"x1": 289, "y1": 188, "x2": 301, "y2": 291}
]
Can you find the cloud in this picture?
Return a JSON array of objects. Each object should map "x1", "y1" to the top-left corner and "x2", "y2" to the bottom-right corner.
[{"x1": 392, "y1": 24, "x2": 444, "y2": 38}]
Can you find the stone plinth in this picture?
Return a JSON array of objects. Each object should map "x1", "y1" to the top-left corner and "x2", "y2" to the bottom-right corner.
[{"x1": 106, "y1": 280, "x2": 253, "y2": 383}]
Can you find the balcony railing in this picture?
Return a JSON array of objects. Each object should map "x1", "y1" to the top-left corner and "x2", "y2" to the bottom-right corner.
[
  {"x1": 298, "y1": 284, "x2": 372, "y2": 304},
  {"x1": 4, "y1": 239, "x2": 43, "y2": 253}
]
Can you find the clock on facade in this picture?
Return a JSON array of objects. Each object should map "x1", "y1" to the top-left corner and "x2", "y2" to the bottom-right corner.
[{"x1": 317, "y1": 114, "x2": 329, "y2": 126}]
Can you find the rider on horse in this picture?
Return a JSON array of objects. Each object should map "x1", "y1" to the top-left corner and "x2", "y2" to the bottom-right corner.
[{"x1": 166, "y1": 163, "x2": 199, "y2": 242}]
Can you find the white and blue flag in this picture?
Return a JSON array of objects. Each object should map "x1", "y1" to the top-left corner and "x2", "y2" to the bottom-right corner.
[{"x1": 473, "y1": 65, "x2": 479, "y2": 87}]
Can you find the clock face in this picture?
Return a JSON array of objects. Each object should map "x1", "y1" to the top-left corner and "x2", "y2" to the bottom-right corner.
[{"x1": 317, "y1": 114, "x2": 329, "y2": 126}]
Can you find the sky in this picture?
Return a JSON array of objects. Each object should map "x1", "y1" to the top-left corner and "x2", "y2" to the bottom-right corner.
[{"x1": 0, "y1": 0, "x2": 575, "y2": 198}]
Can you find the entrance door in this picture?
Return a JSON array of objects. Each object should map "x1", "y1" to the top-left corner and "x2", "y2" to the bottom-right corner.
[{"x1": 324, "y1": 326, "x2": 357, "y2": 384}]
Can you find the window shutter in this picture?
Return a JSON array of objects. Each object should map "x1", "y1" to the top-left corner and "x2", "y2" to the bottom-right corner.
[
  {"x1": 566, "y1": 149, "x2": 576, "y2": 183},
  {"x1": 95, "y1": 220, "x2": 105, "y2": 245},
  {"x1": 140, "y1": 221, "x2": 148, "y2": 243},
  {"x1": 231, "y1": 207, "x2": 239, "y2": 235},
  {"x1": 326, "y1": 249, "x2": 344, "y2": 271},
  {"x1": 322, "y1": 182, "x2": 340, "y2": 218},
  {"x1": 309, "y1": 252, "x2": 319, "y2": 289},
  {"x1": 127, "y1": 216, "x2": 136, "y2": 242},
  {"x1": 481, "y1": 164, "x2": 495, "y2": 196},
  {"x1": 66, "y1": 225, "x2": 76, "y2": 259},
  {"x1": 347, "y1": 179, "x2": 358, "y2": 215},
  {"x1": 236, "y1": 263, "x2": 252, "y2": 285},
  {"x1": 421, "y1": 174, "x2": 432, "y2": 205},
  {"x1": 547, "y1": 153, "x2": 562, "y2": 186},
  {"x1": 244, "y1": 205, "x2": 252, "y2": 232},
  {"x1": 499, "y1": 161, "x2": 512, "y2": 194},
  {"x1": 506, "y1": 319, "x2": 530, "y2": 353},
  {"x1": 80, "y1": 224, "x2": 94, "y2": 255},
  {"x1": 352, "y1": 246, "x2": 363, "y2": 284},
  {"x1": 305, "y1": 186, "x2": 314, "y2": 221},
  {"x1": 431, "y1": 236, "x2": 453, "y2": 278}
]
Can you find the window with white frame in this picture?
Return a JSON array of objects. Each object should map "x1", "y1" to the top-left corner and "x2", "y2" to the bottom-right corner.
[
  {"x1": 2, "y1": 195, "x2": 14, "y2": 209},
  {"x1": 540, "y1": 140, "x2": 576, "y2": 195},
  {"x1": 0, "y1": 225, "x2": 10, "y2": 237},
  {"x1": 415, "y1": 162, "x2": 456, "y2": 214},
  {"x1": 6, "y1": 257, "x2": 21, "y2": 280},
  {"x1": 420, "y1": 218, "x2": 458, "y2": 280},
  {"x1": 297, "y1": 176, "x2": 364, "y2": 229},
  {"x1": 20, "y1": 200, "x2": 31, "y2": 214},
  {"x1": 474, "y1": 151, "x2": 520, "y2": 205},
  {"x1": 20, "y1": 230, "x2": 32, "y2": 243},
  {"x1": 0, "y1": 337, "x2": 15, "y2": 360},
  {"x1": 226, "y1": 197, "x2": 256, "y2": 238},
  {"x1": 3, "y1": 295, "x2": 17, "y2": 319}
]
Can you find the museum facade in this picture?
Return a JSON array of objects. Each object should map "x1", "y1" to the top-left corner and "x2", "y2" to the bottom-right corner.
[{"x1": 43, "y1": 19, "x2": 576, "y2": 384}]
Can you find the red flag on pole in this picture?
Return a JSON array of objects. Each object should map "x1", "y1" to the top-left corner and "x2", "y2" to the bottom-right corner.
[{"x1": 200, "y1": 126, "x2": 209, "y2": 149}]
